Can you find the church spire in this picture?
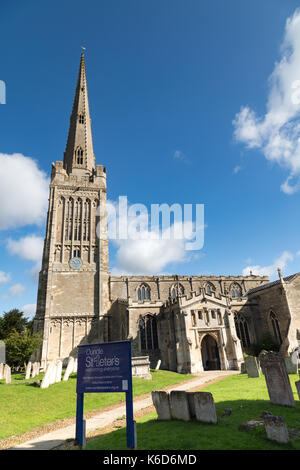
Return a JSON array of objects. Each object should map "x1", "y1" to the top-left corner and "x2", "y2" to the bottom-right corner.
[{"x1": 63, "y1": 52, "x2": 95, "y2": 174}]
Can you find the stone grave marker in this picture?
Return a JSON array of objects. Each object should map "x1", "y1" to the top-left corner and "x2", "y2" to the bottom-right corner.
[
  {"x1": 25, "y1": 361, "x2": 32, "y2": 379},
  {"x1": 152, "y1": 391, "x2": 171, "y2": 420},
  {"x1": 193, "y1": 392, "x2": 217, "y2": 424},
  {"x1": 0, "y1": 341, "x2": 5, "y2": 365},
  {"x1": 155, "y1": 359, "x2": 161, "y2": 370},
  {"x1": 245, "y1": 355, "x2": 260, "y2": 378},
  {"x1": 4, "y1": 364, "x2": 11, "y2": 384},
  {"x1": 259, "y1": 351, "x2": 295, "y2": 407},
  {"x1": 169, "y1": 390, "x2": 190, "y2": 421},
  {"x1": 284, "y1": 356, "x2": 298, "y2": 375},
  {"x1": 263, "y1": 415, "x2": 289, "y2": 444},
  {"x1": 41, "y1": 361, "x2": 55, "y2": 389},
  {"x1": 0, "y1": 363, "x2": 4, "y2": 380},
  {"x1": 55, "y1": 360, "x2": 62, "y2": 382},
  {"x1": 63, "y1": 356, "x2": 75, "y2": 381}
]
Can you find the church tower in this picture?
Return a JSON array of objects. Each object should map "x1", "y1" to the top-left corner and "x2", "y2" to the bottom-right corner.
[{"x1": 34, "y1": 53, "x2": 110, "y2": 366}]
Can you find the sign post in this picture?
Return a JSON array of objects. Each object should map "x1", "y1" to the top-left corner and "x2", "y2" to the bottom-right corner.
[{"x1": 75, "y1": 340, "x2": 136, "y2": 449}]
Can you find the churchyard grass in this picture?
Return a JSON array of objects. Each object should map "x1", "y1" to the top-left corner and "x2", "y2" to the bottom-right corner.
[
  {"x1": 0, "y1": 370, "x2": 194, "y2": 440},
  {"x1": 86, "y1": 373, "x2": 300, "y2": 450}
]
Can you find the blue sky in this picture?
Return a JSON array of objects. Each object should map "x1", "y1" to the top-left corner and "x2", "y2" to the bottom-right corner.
[{"x1": 1, "y1": 0, "x2": 300, "y2": 318}]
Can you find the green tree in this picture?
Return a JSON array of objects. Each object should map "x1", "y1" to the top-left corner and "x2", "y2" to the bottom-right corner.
[
  {"x1": 0, "y1": 309, "x2": 30, "y2": 340},
  {"x1": 5, "y1": 329, "x2": 42, "y2": 368}
]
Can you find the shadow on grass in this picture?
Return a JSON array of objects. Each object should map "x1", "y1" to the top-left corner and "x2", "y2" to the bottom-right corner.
[{"x1": 85, "y1": 398, "x2": 300, "y2": 451}]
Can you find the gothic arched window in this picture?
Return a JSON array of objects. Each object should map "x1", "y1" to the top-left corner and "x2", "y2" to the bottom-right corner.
[
  {"x1": 270, "y1": 311, "x2": 282, "y2": 345},
  {"x1": 76, "y1": 147, "x2": 84, "y2": 165},
  {"x1": 234, "y1": 313, "x2": 250, "y2": 348},
  {"x1": 137, "y1": 284, "x2": 151, "y2": 301},
  {"x1": 139, "y1": 314, "x2": 158, "y2": 350},
  {"x1": 205, "y1": 282, "x2": 215, "y2": 295},
  {"x1": 171, "y1": 283, "x2": 184, "y2": 300},
  {"x1": 78, "y1": 114, "x2": 85, "y2": 124},
  {"x1": 231, "y1": 283, "x2": 242, "y2": 298}
]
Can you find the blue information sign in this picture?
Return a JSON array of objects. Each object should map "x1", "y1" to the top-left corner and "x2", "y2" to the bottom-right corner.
[
  {"x1": 77, "y1": 341, "x2": 132, "y2": 394},
  {"x1": 75, "y1": 340, "x2": 136, "y2": 449}
]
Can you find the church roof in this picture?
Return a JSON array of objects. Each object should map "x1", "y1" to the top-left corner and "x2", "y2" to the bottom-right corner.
[
  {"x1": 245, "y1": 273, "x2": 299, "y2": 296},
  {"x1": 63, "y1": 52, "x2": 95, "y2": 174}
]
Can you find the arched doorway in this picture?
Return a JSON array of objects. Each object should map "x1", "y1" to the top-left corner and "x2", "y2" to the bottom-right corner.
[{"x1": 201, "y1": 334, "x2": 221, "y2": 370}]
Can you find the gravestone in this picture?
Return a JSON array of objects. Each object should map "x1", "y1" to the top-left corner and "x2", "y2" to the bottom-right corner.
[
  {"x1": 41, "y1": 361, "x2": 55, "y2": 389},
  {"x1": 0, "y1": 363, "x2": 4, "y2": 380},
  {"x1": 264, "y1": 415, "x2": 289, "y2": 444},
  {"x1": 152, "y1": 391, "x2": 171, "y2": 420},
  {"x1": 63, "y1": 356, "x2": 75, "y2": 381},
  {"x1": 295, "y1": 380, "x2": 300, "y2": 400},
  {"x1": 25, "y1": 361, "x2": 32, "y2": 379},
  {"x1": 192, "y1": 392, "x2": 217, "y2": 424},
  {"x1": 169, "y1": 391, "x2": 190, "y2": 421},
  {"x1": 259, "y1": 351, "x2": 295, "y2": 407},
  {"x1": 33, "y1": 362, "x2": 39, "y2": 378},
  {"x1": 0, "y1": 341, "x2": 5, "y2": 364},
  {"x1": 55, "y1": 360, "x2": 62, "y2": 382},
  {"x1": 73, "y1": 357, "x2": 78, "y2": 373},
  {"x1": 155, "y1": 359, "x2": 161, "y2": 370},
  {"x1": 132, "y1": 356, "x2": 152, "y2": 380},
  {"x1": 49, "y1": 362, "x2": 57, "y2": 385},
  {"x1": 284, "y1": 356, "x2": 298, "y2": 375},
  {"x1": 4, "y1": 364, "x2": 11, "y2": 384},
  {"x1": 245, "y1": 356, "x2": 260, "y2": 378}
]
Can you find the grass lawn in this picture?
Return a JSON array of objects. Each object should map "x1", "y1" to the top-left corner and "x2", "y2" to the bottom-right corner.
[
  {"x1": 86, "y1": 373, "x2": 300, "y2": 450},
  {"x1": 0, "y1": 370, "x2": 194, "y2": 440}
]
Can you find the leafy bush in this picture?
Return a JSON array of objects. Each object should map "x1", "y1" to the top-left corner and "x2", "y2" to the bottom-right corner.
[
  {"x1": 245, "y1": 334, "x2": 280, "y2": 357},
  {"x1": 5, "y1": 329, "x2": 42, "y2": 368}
]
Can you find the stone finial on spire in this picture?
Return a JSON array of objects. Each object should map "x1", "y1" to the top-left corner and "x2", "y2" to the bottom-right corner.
[
  {"x1": 63, "y1": 52, "x2": 95, "y2": 174},
  {"x1": 277, "y1": 268, "x2": 284, "y2": 284}
]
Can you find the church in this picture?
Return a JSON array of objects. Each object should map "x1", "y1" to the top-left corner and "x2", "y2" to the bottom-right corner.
[{"x1": 33, "y1": 54, "x2": 300, "y2": 373}]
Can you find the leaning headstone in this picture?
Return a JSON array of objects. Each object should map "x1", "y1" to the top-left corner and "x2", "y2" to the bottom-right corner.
[
  {"x1": 73, "y1": 358, "x2": 78, "y2": 373},
  {"x1": 41, "y1": 361, "x2": 55, "y2": 389},
  {"x1": 284, "y1": 356, "x2": 298, "y2": 375},
  {"x1": 259, "y1": 351, "x2": 295, "y2": 407},
  {"x1": 32, "y1": 362, "x2": 39, "y2": 378},
  {"x1": 55, "y1": 360, "x2": 62, "y2": 383},
  {"x1": 264, "y1": 415, "x2": 289, "y2": 444},
  {"x1": 63, "y1": 356, "x2": 75, "y2": 381},
  {"x1": 155, "y1": 359, "x2": 161, "y2": 371},
  {"x1": 49, "y1": 362, "x2": 57, "y2": 385},
  {"x1": 295, "y1": 380, "x2": 300, "y2": 400},
  {"x1": 192, "y1": 392, "x2": 217, "y2": 424},
  {"x1": 4, "y1": 364, "x2": 11, "y2": 384},
  {"x1": 245, "y1": 356, "x2": 260, "y2": 378},
  {"x1": 0, "y1": 341, "x2": 5, "y2": 364},
  {"x1": 25, "y1": 361, "x2": 32, "y2": 380},
  {"x1": 152, "y1": 391, "x2": 171, "y2": 420},
  {"x1": 169, "y1": 391, "x2": 190, "y2": 421},
  {"x1": 0, "y1": 363, "x2": 4, "y2": 380}
]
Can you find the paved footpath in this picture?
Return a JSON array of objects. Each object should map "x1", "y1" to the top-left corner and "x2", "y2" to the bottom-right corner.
[{"x1": 11, "y1": 370, "x2": 239, "y2": 450}]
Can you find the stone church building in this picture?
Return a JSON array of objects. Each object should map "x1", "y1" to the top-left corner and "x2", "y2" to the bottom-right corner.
[{"x1": 33, "y1": 54, "x2": 300, "y2": 373}]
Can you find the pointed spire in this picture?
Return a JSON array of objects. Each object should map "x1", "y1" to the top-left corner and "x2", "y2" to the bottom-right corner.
[{"x1": 63, "y1": 52, "x2": 95, "y2": 174}]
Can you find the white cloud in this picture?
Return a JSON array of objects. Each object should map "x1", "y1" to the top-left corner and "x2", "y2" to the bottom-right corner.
[
  {"x1": 6, "y1": 235, "x2": 43, "y2": 280},
  {"x1": 233, "y1": 165, "x2": 242, "y2": 174},
  {"x1": 242, "y1": 251, "x2": 293, "y2": 279},
  {"x1": 9, "y1": 283, "x2": 25, "y2": 297},
  {"x1": 107, "y1": 199, "x2": 200, "y2": 274},
  {"x1": 6, "y1": 235, "x2": 44, "y2": 262},
  {"x1": 0, "y1": 153, "x2": 49, "y2": 230},
  {"x1": 22, "y1": 303, "x2": 36, "y2": 319},
  {"x1": 0, "y1": 271, "x2": 10, "y2": 283},
  {"x1": 173, "y1": 150, "x2": 189, "y2": 163},
  {"x1": 233, "y1": 9, "x2": 300, "y2": 193}
]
